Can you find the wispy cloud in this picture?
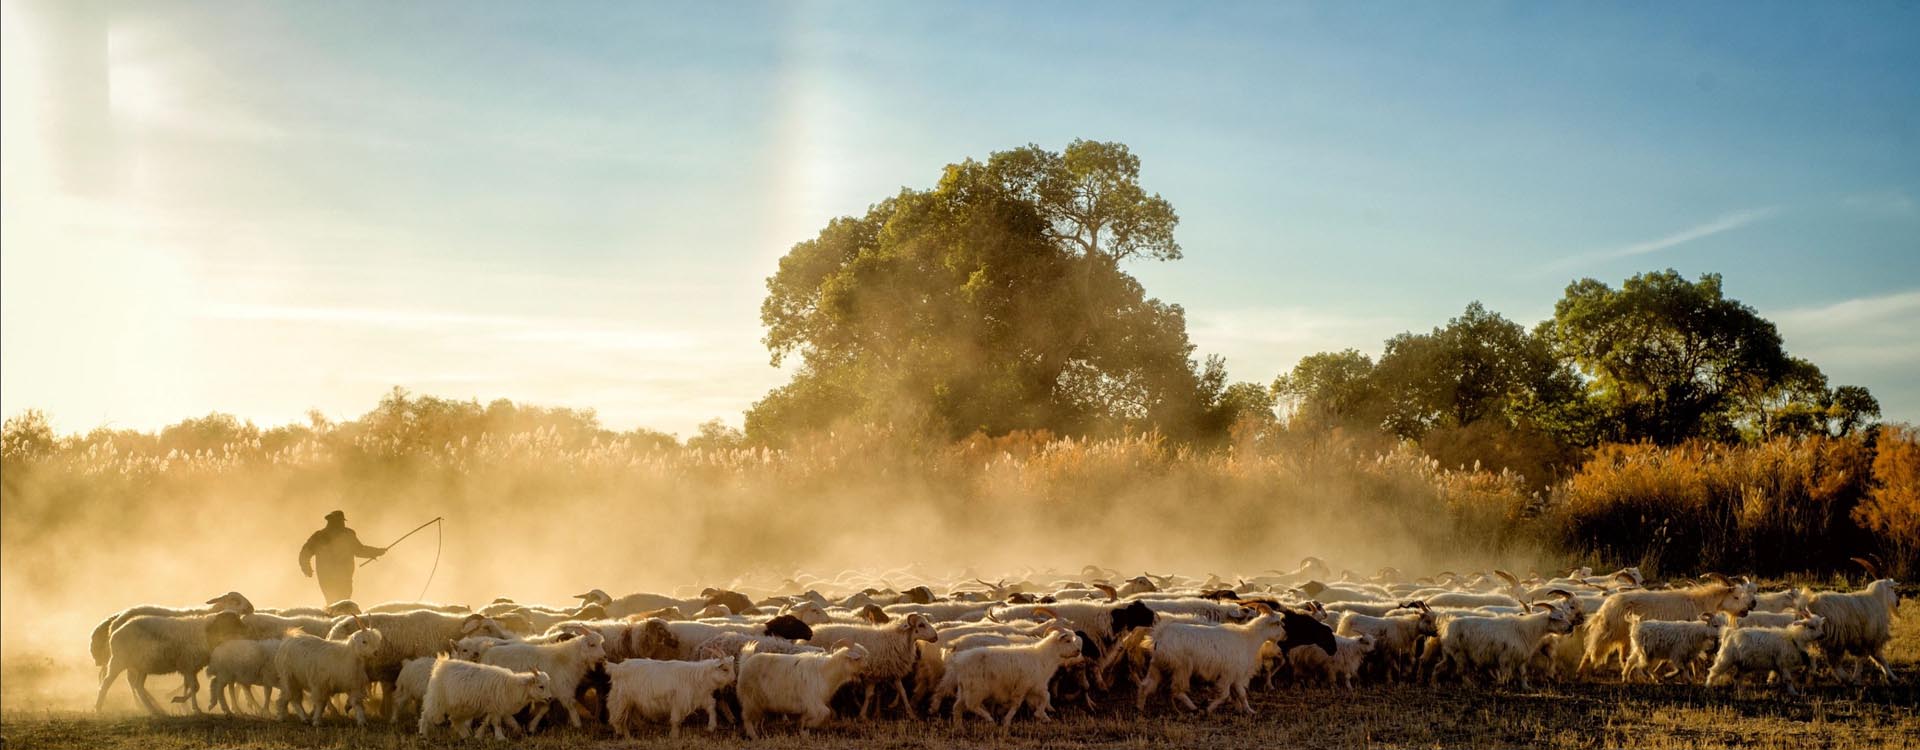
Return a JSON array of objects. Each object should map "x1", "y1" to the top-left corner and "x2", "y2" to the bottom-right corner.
[
  {"x1": 1841, "y1": 190, "x2": 1917, "y2": 217},
  {"x1": 1774, "y1": 288, "x2": 1920, "y2": 336},
  {"x1": 1605, "y1": 207, "x2": 1779, "y2": 259},
  {"x1": 1772, "y1": 288, "x2": 1920, "y2": 420},
  {"x1": 1544, "y1": 207, "x2": 1779, "y2": 273}
]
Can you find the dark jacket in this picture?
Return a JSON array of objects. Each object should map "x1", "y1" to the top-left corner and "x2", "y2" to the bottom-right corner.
[{"x1": 299, "y1": 523, "x2": 383, "y2": 581}]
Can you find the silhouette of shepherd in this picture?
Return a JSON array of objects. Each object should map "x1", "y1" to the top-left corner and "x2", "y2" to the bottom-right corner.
[{"x1": 299, "y1": 510, "x2": 387, "y2": 604}]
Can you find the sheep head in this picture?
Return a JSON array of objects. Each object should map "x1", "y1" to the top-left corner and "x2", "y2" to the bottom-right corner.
[
  {"x1": 1531, "y1": 602, "x2": 1576, "y2": 635},
  {"x1": 1043, "y1": 629, "x2": 1082, "y2": 661},
  {"x1": 449, "y1": 637, "x2": 495, "y2": 661},
  {"x1": 779, "y1": 601, "x2": 831, "y2": 625},
  {"x1": 347, "y1": 623, "x2": 384, "y2": 656},
  {"x1": 1109, "y1": 601, "x2": 1156, "y2": 635},
  {"x1": 204, "y1": 611, "x2": 248, "y2": 649},
  {"x1": 707, "y1": 658, "x2": 737, "y2": 687},
  {"x1": 522, "y1": 669, "x2": 554, "y2": 704},
  {"x1": 574, "y1": 629, "x2": 607, "y2": 663},
  {"x1": 1792, "y1": 612, "x2": 1828, "y2": 642},
  {"x1": 762, "y1": 614, "x2": 813, "y2": 641},
  {"x1": 459, "y1": 613, "x2": 508, "y2": 639},
  {"x1": 900, "y1": 613, "x2": 938, "y2": 643},
  {"x1": 493, "y1": 611, "x2": 535, "y2": 635},
  {"x1": 205, "y1": 591, "x2": 256, "y2": 615},
  {"x1": 630, "y1": 619, "x2": 680, "y2": 659},
  {"x1": 856, "y1": 604, "x2": 889, "y2": 625}
]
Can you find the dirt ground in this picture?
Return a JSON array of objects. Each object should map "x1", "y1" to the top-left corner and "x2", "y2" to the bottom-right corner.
[{"x1": 4, "y1": 673, "x2": 1916, "y2": 750}]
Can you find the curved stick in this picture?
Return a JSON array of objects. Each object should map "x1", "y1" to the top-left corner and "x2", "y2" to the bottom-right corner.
[{"x1": 360, "y1": 516, "x2": 444, "y2": 567}]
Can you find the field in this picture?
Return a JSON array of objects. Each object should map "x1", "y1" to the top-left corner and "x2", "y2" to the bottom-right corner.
[
  {"x1": 4, "y1": 411, "x2": 1917, "y2": 749},
  {"x1": 5, "y1": 597, "x2": 1916, "y2": 750},
  {"x1": 5, "y1": 677, "x2": 1917, "y2": 750}
]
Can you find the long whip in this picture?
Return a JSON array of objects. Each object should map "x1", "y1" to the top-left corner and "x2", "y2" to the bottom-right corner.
[{"x1": 361, "y1": 516, "x2": 446, "y2": 600}]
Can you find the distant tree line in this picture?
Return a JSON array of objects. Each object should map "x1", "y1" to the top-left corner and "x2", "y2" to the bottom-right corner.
[{"x1": 747, "y1": 140, "x2": 1881, "y2": 484}]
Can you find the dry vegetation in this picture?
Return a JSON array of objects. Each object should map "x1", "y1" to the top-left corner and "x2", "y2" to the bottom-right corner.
[
  {"x1": 5, "y1": 647, "x2": 1917, "y2": 750},
  {"x1": 3, "y1": 395, "x2": 1917, "y2": 748}
]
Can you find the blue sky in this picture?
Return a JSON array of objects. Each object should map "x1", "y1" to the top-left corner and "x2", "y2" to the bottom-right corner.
[{"x1": 3, "y1": 1, "x2": 1916, "y2": 435}]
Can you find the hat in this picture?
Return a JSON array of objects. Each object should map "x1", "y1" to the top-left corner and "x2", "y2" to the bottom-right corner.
[{"x1": 325, "y1": 510, "x2": 346, "y2": 521}]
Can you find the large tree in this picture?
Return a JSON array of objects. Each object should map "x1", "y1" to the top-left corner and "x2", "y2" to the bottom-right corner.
[
  {"x1": 1373, "y1": 302, "x2": 1581, "y2": 439},
  {"x1": 749, "y1": 141, "x2": 1215, "y2": 443},
  {"x1": 1544, "y1": 270, "x2": 1792, "y2": 444},
  {"x1": 1271, "y1": 349, "x2": 1381, "y2": 426}
]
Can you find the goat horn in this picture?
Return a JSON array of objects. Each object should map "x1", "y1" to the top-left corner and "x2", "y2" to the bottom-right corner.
[
  {"x1": 1850, "y1": 557, "x2": 1879, "y2": 579},
  {"x1": 1032, "y1": 607, "x2": 1060, "y2": 621},
  {"x1": 1701, "y1": 572, "x2": 1731, "y2": 585}
]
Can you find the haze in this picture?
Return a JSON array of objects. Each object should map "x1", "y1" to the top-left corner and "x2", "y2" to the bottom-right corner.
[{"x1": 4, "y1": 1, "x2": 1917, "y2": 438}]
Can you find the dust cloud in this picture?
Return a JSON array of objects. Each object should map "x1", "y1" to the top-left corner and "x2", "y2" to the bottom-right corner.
[{"x1": 1, "y1": 427, "x2": 1548, "y2": 711}]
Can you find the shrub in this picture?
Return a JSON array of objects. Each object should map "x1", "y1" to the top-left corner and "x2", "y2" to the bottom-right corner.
[{"x1": 1858, "y1": 424, "x2": 1920, "y2": 579}]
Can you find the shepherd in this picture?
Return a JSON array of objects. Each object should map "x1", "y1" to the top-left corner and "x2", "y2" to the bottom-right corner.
[{"x1": 298, "y1": 510, "x2": 387, "y2": 604}]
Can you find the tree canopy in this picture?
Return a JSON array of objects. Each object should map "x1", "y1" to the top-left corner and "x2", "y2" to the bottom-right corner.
[
  {"x1": 1271, "y1": 272, "x2": 1877, "y2": 478},
  {"x1": 749, "y1": 140, "x2": 1236, "y2": 444},
  {"x1": 1545, "y1": 270, "x2": 1793, "y2": 444}
]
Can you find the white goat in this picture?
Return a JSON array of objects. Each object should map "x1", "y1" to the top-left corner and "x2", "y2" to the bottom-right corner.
[
  {"x1": 1334, "y1": 605, "x2": 1436, "y2": 681},
  {"x1": 272, "y1": 625, "x2": 384, "y2": 727},
  {"x1": 90, "y1": 592, "x2": 254, "y2": 680},
  {"x1": 476, "y1": 625, "x2": 606, "y2": 731},
  {"x1": 205, "y1": 638, "x2": 282, "y2": 715},
  {"x1": 417, "y1": 657, "x2": 554, "y2": 740},
  {"x1": 933, "y1": 629, "x2": 1083, "y2": 726},
  {"x1": 1435, "y1": 602, "x2": 1576, "y2": 689},
  {"x1": 736, "y1": 642, "x2": 870, "y2": 739},
  {"x1": 1581, "y1": 577, "x2": 1757, "y2": 675},
  {"x1": 389, "y1": 656, "x2": 437, "y2": 724},
  {"x1": 94, "y1": 610, "x2": 248, "y2": 715},
  {"x1": 1753, "y1": 588, "x2": 1803, "y2": 613},
  {"x1": 1707, "y1": 614, "x2": 1827, "y2": 695},
  {"x1": 1135, "y1": 609, "x2": 1288, "y2": 714},
  {"x1": 604, "y1": 658, "x2": 737, "y2": 738},
  {"x1": 1623, "y1": 613, "x2": 1725, "y2": 683},
  {"x1": 1802, "y1": 579, "x2": 1899, "y2": 683},
  {"x1": 1288, "y1": 633, "x2": 1377, "y2": 689},
  {"x1": 326, "y1": 610, "x2": 510, "y2": 696},
  {"x1": 803, "y1": 612, "x2": 939, "y2": 719}
]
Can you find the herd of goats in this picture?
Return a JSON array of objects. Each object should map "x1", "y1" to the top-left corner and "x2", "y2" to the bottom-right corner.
[{"x1": 89, "y1": 558, "x2": 1904, "y2": 739}]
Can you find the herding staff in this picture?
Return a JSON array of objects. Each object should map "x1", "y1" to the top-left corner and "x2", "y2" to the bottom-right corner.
[{"x1": 362, "y1": 515, "x2": 445, "y2": 600}]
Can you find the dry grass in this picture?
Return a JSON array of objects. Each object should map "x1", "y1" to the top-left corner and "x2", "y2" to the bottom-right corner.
[{"x1": 5, "y1": 676, "x2": 1916, "y2": 750}]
